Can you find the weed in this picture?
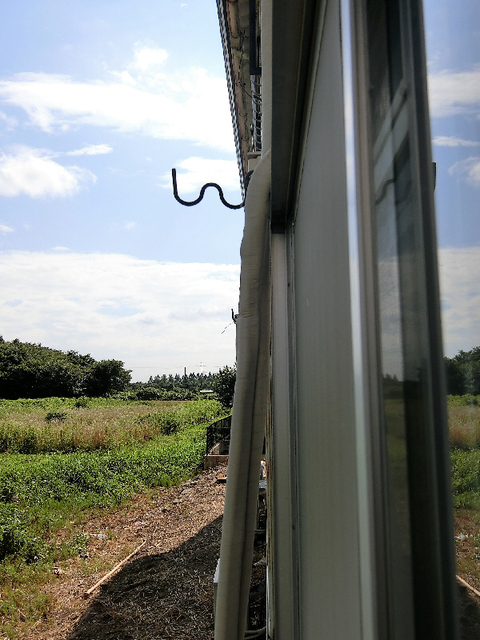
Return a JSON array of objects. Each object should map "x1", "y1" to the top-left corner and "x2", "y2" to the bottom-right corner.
[
  {"x1": 0, "y1": 398, "x2": 222, "y2": 453},
  {"x1": 45, "y1": 412, "x2": 67, "y2": 422}
]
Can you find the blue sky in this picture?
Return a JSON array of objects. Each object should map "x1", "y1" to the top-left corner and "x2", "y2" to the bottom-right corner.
[
  {"x1": 0, "y1": 0, "x2": 478, "y2": 381},
  {"x1": 0, "y1": 0, "x2": 243, "y2": 380},
  {"x1": 424, "y1": 0, "x2": 480, "y2": 358}
]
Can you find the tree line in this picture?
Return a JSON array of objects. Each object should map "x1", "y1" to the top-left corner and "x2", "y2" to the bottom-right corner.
[
  {"x1": 0, "y1": 337, "x2": 131, "y2": 399},
  {"x1": 0, "y1": 337, "x2": 237, "y2": 406},
  {"x1": 127, "y1": 366, "x2": 236, "y2": 407},
  {"x1": 444, "y1": 347, "x2": 480, "y2": 396}
]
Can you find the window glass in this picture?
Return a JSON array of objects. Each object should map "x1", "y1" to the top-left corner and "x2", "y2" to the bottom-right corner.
[{"x1": 361, "y1": 0, "x2": 457, "y2": 636}]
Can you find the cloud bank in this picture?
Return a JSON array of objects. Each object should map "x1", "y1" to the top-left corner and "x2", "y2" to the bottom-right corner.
[
  {"x1": 164, "y1": 157, "x2": 241, "y2": 194},
  {"x1": 0, "y1": 251, "x2": 239, "y2": 380},
  {"x1": 0, "y1": 146, "x2": 96, "y2": 198},
  {"x1": 438, "y1": 246, "x2": 480, "y2": 357},
  {"x1": 433, "y1": 136, "x2": 479, "y2": 147},
  {"x1": 428, "y1": 66, "x2": 480, "y2": 118},
  {"x1": 0, "y1": 47, "x2": 235, "y2": 152},
  {"x1": 448, "y1": 157, "x2": 480, "y2": 187}
]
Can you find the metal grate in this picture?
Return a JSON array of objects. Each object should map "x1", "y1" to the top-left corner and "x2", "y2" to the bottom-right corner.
[{"x1": 206, "y1": 414, "x2": 232, "y2": 456}]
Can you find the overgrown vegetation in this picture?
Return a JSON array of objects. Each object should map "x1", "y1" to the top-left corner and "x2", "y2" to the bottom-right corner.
[
  {"x1": 0, "y1": 399, "x2": 224, "y2": 564},
  {"x1": 0, "y1": 397, "x2": 222, "y2": 454},
  {"x1": 0, "y1": 396, "x2": 227, "y2": 638},
  {"x1": 448, "y1": 395, "x2": 480, "y2": 509},
  {"x1": 445, "y1": 346, "x2": 480, "y2": 396},
  {"x1": 0, "y1": 337, "x2": 131, "y2": 399},
  {"x1": 451, "y1": 449, "x2": 480, "y2": 509}
]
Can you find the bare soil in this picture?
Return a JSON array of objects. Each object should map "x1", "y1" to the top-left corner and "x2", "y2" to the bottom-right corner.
[
  {"x1": 27, "y1": 465, "x2": 227, "y2": 640},
  {"x1": 20, "y1": 468, "x2": 479, "y2": 639}
]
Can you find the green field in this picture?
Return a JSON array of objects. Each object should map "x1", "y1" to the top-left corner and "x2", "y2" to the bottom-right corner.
[
  {"x1": 0, "y1": 394, "x2": 478, "y2": 636},
  {"x1": 0, "y1": 397, "x2": 224, "y2": 560},
  {"x1": 0, "y1": 397, "x2": 226, "y2": 637},
  {"x1": 0, "y1": 396, "x2": 222, "y2": 454}
]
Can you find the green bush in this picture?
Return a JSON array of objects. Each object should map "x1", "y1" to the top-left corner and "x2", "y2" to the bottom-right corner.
[
  {"x1": 447, "y1": 394, "x2": 480, "y2": 406},
  {"x1": 212, "y1": 365, "x2": 236, "y2": 408},
  {"x1": 450, "y1": 448, "x2": 480, "y2": 509},
  {"x1": 0, "y1": 505, "x2": 46, "y2": 563}
]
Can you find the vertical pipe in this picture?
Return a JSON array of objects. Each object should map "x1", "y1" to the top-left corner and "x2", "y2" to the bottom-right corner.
[{"x1": 214, "y1": 151, "x2": 271, "y2": 640}]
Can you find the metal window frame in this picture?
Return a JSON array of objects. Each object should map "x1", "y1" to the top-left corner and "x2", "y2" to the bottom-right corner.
[{"x1": 349, "y1": 0, "x2": 459, "y2": 636}]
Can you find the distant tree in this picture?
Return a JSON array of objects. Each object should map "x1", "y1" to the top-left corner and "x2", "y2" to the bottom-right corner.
[
  {"x1": 144, "y1": 371, "x2": 216, "y2": 395},
  {"x1": 84, "y1": 360, "x2": 132, "y2": 396},
  {"x1": 444, "y1": 347, "x2": 480, "y2": 396},
  {"x1": 212, "y1": 365, "x2": 236, "y2": 408},
  {"x1": 0, "y1": 337, "x2": 131, "y2": 399}
]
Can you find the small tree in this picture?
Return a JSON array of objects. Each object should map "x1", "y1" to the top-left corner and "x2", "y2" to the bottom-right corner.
[
  {"x1": 85, "y1": 360, "x2": 132, "y2": 396},
  {"x1": 213, "y1": 365, "x2": 236, "y2": 409}
]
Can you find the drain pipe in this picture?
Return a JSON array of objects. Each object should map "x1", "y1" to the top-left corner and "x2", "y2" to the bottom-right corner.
[{"x1": 214, "y1": 149, "x2": 271, "y2": 640}]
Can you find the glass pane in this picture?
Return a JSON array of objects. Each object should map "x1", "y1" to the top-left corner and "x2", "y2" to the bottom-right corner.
[
  {"x1": 423, "y1": 0, "x2": 480, "y2": 634},
  {"x1": 359, "y1": 0, "x2": 457, "y2": 636},
  {"x1": 365, "y1": 0, "x2": 416, "y2": 634}
]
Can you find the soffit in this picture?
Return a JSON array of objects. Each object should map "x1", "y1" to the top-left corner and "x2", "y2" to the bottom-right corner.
[
  {"x1": 271, "y1": 0, "x2": 320, "y2": 232},
  {"x1": 217, "y1": 0, "x2": 255, "y2": 193}
]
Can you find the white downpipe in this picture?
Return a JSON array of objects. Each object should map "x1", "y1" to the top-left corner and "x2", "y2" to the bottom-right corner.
[{"x1": 214, "y1": 149, "x2": 271, "y2": 640}]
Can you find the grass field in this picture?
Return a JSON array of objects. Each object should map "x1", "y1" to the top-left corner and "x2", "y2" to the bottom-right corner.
[
  {"x1": 0, "y1": 397, "x2": 224, "y2": 454},
  {"x1": 447, "y1": 397, "x2": 480, "y2": 595},
  {"x1": 0, "y1": 394, "x2": 479, "y2": 637},
  {"x1": 0, "y1": 397, "x2": 227, "y2": 637}
]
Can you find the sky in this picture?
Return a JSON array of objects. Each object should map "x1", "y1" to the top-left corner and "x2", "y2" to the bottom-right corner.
[
  {"x1": 0, "y1": 0, "x2": 478, "y2": 383},
  {"x1": 423, "y1": 0, "x2": 480, "y2": 358},
  {"x1": 0, "y1": 0, "x2": 244, "y2": 381}
]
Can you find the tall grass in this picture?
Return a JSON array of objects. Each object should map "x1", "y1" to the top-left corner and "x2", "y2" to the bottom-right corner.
[
  {"x1": 0, "y1": 398, "x2": 223, "y2": 453},
  {"x1": 0, "y1": 398, "x2": 229, "y2": 638},
  {"x1": 0, "y1": 399, "x2": 226, "y2": 564},
  {"x1": 451, "y1": 449, "x2": 480, "y2": 509},
  {"x1": 0, "y1": 424, "x2": 209, "y2": 562},
  {"x1": 447, "y1": 397, "x2": 480, "y2": 509},
  {"x1": 448, "y1": 403, "x2": 480, "y2": 450}
]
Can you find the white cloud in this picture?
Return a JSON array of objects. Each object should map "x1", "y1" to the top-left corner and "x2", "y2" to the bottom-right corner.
[
  {"x1": 0, "y1": 251, "x2": 239, "y2": 380},
  {"x1": 164, "y1": 157, "x2": 241, "y2": 194},
  {"x1": 438, "y1": 246, "x2": 480, "y2": 357},
  {"x1": 0, "y1": 223, "x2": 13, "y2": 234},
  {"x1": 0, "y1": 50, "x2": 235, "y2": 151},
  {"x1": 428, "y1": 66, "x2": 480, "y2": 118},
  {"x1": 0, "y1": 146, "x2": 96, "y2": 198},
  {"x1": 124, "y1": 221, "x2": 136, "y2": 230},
  {"x1": 433, "y1": 136, "x2": 479, "y2": 147},
  {"x1": 448, "y1": 157, "x2": 480, "y2": 186},
  {"x1": 131, "y1": 47, "x2": 168, "y2": 71},
  {"x1": 66, "y1": 144, "x2": 113, "y2": 156},
  {"x1": 0, "y1": 109, "x2": 17, "y2": 130}
]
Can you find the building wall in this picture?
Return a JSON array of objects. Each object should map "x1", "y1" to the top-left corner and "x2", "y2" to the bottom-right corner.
[{"x1": 271, "y1": 0, "x2": 364, "y2": 637}]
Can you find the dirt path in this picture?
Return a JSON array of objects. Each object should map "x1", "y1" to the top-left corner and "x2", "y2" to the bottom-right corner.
[
  {"x1": 21, "y1": 465, "x2": 480, "y2": 640},
  {"x1": 27, "y1": 465, "x2": 226, "y2": 640}
]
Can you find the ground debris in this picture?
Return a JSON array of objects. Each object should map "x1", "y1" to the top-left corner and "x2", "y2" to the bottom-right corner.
[{"x1": 27, "y1": 464, "x2": 227, "y2": 640}]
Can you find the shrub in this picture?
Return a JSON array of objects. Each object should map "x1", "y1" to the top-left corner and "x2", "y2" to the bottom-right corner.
[
  {"x1": 74, "y1": 397, "x2": 89, "y2": 409},
  {"x1": 45, "y1": 412, "x2": 67, "y2": 422},
  {"x1": 212, "y1": 365, "x2": 236, "y2": 408}
]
